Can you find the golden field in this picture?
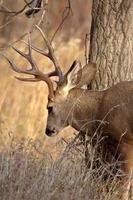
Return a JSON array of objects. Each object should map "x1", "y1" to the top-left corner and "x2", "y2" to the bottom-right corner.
[{"x1": 0, "y1": 37, "x2": 83, "y2": 155}]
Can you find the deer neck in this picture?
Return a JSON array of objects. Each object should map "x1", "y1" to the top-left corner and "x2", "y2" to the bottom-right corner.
[{"x1": 67, "y1": 88, "x2": 104, "y2": 133}]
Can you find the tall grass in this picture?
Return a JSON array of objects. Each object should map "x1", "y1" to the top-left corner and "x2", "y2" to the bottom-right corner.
[{"x1": 0, "y1": 134, "x2": 120, "y2": 200}]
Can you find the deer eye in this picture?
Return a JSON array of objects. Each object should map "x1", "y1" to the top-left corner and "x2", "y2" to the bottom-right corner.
[{"x1": 47, "y1": 106, "x2": 53, "y2": 113}]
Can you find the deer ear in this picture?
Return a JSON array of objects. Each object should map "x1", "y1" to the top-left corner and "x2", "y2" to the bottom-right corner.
[
  {"x1": 66, "y1": 60, "x2": 82, "y2": 90},
  {"x1": 76, "y1": 62, "x2": 97, "y2": 88}
]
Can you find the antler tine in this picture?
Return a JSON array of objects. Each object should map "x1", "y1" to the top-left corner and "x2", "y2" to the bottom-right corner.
[
  {"x1": 12, "y1": 36, "x2": 38, "y2": 74},
  {"x1": 27, "y1": 36, "x2": 39, "y2": 71},
  {"x1": 21, "y1": 28, "x2": 63, "y2": 80},
  {"x1": 22, "y1": 40, "x2": 49, "y2": 58},
  {"x1": 15, "y1": 77, "x2": 40, "y2": 82},
  {"x1": 2, "y1": 54, "x2": 31, "y2": 75},
  {"x1": 35, "y1": 25, "x2": 63, "y2": 79}
]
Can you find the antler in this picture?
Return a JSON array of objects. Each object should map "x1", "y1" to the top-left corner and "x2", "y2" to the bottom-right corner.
[
  {"x1": 22, "y1": 25, "x2": 63, "y2": 79},
  {"x1": 3, "y1": 34, "x2": 56, "y2": 100},
  {"x1": 3, "y1": 26, "x2": 64, "y2": 100}
]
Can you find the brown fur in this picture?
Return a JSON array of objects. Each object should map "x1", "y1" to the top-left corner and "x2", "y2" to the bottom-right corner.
[{"x1": 47, "y1": 80, "x2": 133, "y2": 200}]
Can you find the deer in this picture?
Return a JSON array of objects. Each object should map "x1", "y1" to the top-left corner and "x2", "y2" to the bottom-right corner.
[{"x1": 3, "y1": 25, "x2": 133, "y2": 200}]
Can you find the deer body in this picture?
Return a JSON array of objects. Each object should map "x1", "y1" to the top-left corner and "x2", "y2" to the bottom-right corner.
[
  {"x1": 4, "y1": 26, "x2": 133, "y2": 200},
  {"x1": 48, "y1": 81, "x2": 133, "y2": 143},
  {"x1": 98, "y1": 81, "x2": 133, "y2": 142},
  {"x1": 46, "y1": 76, "x2": 133, "y2": 200},
  {"x1": 48, "y1": 81, "x2": 133, "y2": 200}
]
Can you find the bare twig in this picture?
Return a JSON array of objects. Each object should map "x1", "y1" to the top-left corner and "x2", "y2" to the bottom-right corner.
[
  {"x1": 0, "y1": 0, "x2": 34, "y2": 16},
  {"x1": 51, "y1": 0, "x2": 73, "y2": 42},
  {"x1": 60, "y1": 132, "x2": 84, "y2": 161},
  {"x1": 36, "y1": 0, "x2": 48, "y2": 27},
  {"x1": 0, "y1": 1, "x2": 35, "y2": 32},
  {"x1": 0, "y1": 1, "x2": 48, "y2": 51},
  {"x1": 0, "y1": 33, "x2": 28, "y2": 52},
  {"x1": 25, "y1": 0, "x2": 43, "y2": 18}
]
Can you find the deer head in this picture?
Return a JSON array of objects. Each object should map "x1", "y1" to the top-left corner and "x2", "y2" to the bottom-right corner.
[
  {"x1": 46, "y1": 60, "x2": 96, "y2": 136},
  {"x1": 3, "y1": 26, "x2": 96, "y2": 137}
]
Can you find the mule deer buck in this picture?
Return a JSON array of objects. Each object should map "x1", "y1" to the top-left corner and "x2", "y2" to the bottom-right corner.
[{"x1": 3, "y1": 26, "x2": 133, "y2": 200}]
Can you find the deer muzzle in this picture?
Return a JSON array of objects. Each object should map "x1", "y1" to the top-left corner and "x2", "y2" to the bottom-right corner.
[{"x1": 45, "y1": 127, "x2": 56, "y2": 137}]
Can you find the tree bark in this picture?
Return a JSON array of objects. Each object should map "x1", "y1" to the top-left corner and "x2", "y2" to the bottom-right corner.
[{"x1": 89, "y1": 0, "x2": 133, "y2": 89}]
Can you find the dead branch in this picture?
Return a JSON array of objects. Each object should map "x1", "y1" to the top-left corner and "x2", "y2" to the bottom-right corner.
[
  {"x1": 0, "y1": 0, "x2": 34, "y2": 16},
  {"x1": 51, "y1": 0, "x2": 73, "y2": 42}
]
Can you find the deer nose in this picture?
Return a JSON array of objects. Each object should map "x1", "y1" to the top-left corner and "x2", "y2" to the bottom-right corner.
[{"x1": 45, "y1": 127, "x2": 55, "y2": 136}]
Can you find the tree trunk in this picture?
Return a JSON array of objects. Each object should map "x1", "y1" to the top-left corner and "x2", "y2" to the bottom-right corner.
[{"x1": 89, "y1": 0, "x2": 133, "y2": 89}]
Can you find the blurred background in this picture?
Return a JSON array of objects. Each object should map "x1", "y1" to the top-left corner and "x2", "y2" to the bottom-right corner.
[{"x1": 0, "y1": 0, "x2": 92, "y2": 156}]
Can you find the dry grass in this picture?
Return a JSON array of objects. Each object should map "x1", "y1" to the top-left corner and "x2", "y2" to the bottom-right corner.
[{"x1": 0, "y1": 135, "x2": 120, "y2": 200}]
